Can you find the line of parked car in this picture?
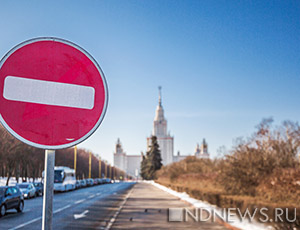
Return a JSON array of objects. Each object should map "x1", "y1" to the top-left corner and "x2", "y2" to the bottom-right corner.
[
  {"x1": 0, "y1": 177, "x2": 113, "y2": 218},
  {"x1": 0, "y1": 181, "x2": 44, "y2": 218},
  {"x1": 75, "y1": 178, "x2": 112, "y2": 189}
]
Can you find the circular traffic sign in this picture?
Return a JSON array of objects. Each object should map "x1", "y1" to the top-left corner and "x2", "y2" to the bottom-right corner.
[{"x1": 0, "y1": 37, "x2": 108, "y2": 149}]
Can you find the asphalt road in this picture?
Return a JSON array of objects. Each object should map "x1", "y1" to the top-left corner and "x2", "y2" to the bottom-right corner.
[{"x1": 0, "y1": 182, "x2": 135, "y2": 230}]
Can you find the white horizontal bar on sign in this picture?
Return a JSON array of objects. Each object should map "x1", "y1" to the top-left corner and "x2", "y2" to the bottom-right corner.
[{"x1": 3, "y1": 76, "x2": 95, "y2": 109}]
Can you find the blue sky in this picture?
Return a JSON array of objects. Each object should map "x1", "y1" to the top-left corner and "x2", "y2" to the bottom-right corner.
[{"x1": 1, "y1": 1, "x2": 300, "y2": 164}]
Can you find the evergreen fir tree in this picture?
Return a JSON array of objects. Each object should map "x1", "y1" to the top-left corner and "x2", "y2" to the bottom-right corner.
[
  {"x1": 140, "y1": 152, "x2": 148, "y2": 180},
  {"x1": 140, "y1": 136, "x2": 162, "y2": 180}
]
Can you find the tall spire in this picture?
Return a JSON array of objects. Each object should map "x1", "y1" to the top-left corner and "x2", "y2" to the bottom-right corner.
[
  {"x1": 158, "y1": 86, "x2": 162, "y2": 107},
  {"x1": 155, "y1": 86, "x2": 165, "y2": 121},
  {"x1": 116, "y1": 138, "x2": 123, "y2": 154},
  {"x1": 154, "y1": 86, "x2": 167, "y2": 135}
]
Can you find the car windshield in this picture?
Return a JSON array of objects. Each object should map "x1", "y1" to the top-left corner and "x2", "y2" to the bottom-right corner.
[
  {"x1": 0, "y1": 188, "x2": 5, "y2": 196},
  {"x1": 18, "y1": 184, "x2": 29, "y2": 189},
  {"x1": 54, "y1": 170, "x2": 64, "y2": 183}
]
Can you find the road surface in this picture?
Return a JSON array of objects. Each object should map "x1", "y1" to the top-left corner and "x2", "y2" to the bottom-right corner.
[
  {"x1": 0, "y1": 182, "x2": 236, "y2": 230},
  {"x1": 0, "y1": 182, "x2": 134, "y2": 230}
]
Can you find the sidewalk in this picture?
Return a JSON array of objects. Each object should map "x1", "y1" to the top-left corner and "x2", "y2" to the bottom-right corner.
[{"x1": 111, "y1": 182, "x2": 230, "y2": 230}]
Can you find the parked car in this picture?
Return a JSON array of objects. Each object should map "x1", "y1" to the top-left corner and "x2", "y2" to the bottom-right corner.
[
  {"x1": 99, "y1": 178, "x2": 106, "y2": 184},
  {"x1": 93, "y1": 179, "x2": 97, "y2": 185},
  {"x1": 80, "y1": 179, "x2": 87, "y2": 188},
  {"x1": 17, "y1": 183, "x2": 36, "y2": 199},
  {"x1": 33, "y1": 182, "x2": 43, "y2": 196},
  {"x1": 97, "y1": 178, "x2": 103, "y2": 184},
  {"x1": 75, "y1": 180, "x2": 81, "y2": 189},
  {"x1": 86, "y1": 179, "x2": 94, "y2": 186},
  {"x1": 104, "y1": 178, "x2": 111, "y2": 184},
  {"x1": 0, "y1": 186, "x2": 24, "y2": 217},
  {"x1": 93, "y1": 178, "x2": 100, "y2": 185}
]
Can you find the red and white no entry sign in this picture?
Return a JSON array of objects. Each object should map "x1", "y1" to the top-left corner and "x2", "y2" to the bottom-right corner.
[{"x1": 0, "y1": 37, "x2": 108, "y2": 149}]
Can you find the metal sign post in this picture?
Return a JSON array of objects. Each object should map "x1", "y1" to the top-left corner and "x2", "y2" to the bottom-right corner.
[
  {"x1": 42, "y1": 150, "x2": 55, "y2": 230},
  {"x1": 74, "y1": 146, "x2": 77, "y2": 175}
]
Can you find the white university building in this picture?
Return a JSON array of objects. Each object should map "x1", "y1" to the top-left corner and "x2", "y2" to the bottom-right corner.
[
  {"x1": 146, "y1": 87, "x2": 174, "y2": 165},
  {"x1": 113, "y1": 138, "x2": 142, "y2": 178},
  {"x1": 114, "y1": 87, "x2": 210, "y2": 178}
]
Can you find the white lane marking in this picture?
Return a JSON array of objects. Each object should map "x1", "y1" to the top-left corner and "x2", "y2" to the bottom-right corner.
[
  {"x1": 88, "y1": 194, "x2": 95, "y2": 198},
  {"x1": 75, "y1": 199, "x2": 86, "y2": 204},
  {"x1": 74, "y1": 210, "x2": 89, "y2": 219},
  {"x1": 8, "y1": 216, "x2": 42, "y2": 230},
  {"x1": 3, "y1": 76, "x2": 95, "y2": 109},
  {"x1": 53, "y1": 204, "x2": 71, "y2": 214},
  {"x1": 105, "y1": 188, "x2": 133, "y2": 230},
  {"x1": 9, "y1": 185, "x2": 118, "y2": 230},
  {"x1": 9, "y1": 204, "x2": 72, "y2": 230}
]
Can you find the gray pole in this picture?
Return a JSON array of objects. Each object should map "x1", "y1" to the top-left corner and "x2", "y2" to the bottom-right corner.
[{"x1": 42, "y1": 150, "x2": 55, "y2": 230}]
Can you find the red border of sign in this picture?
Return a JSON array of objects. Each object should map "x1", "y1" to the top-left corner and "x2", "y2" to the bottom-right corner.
[{"x1": 0, "y1": 37, "x2": 109, "y2": 150}]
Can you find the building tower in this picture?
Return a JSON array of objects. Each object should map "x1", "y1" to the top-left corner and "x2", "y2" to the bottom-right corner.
[
  {"x1": 113, "y1": 138, "x2": 126, "y2": 172},
  {"x1": 194, "y1": 139, "x2": 209, "y2": 159},
  {"x1": 147, "y1": 87, "x2": 174, "y2": 165},
  {"x1": 113, "y1": 138, "x2": 142, "y2": 178},
  {"x1": 194, "y1": 143, "x2": 201, "y2": 157},
  {"x1": 201, "y1": 139, "x2": 209, "y2": 156}
]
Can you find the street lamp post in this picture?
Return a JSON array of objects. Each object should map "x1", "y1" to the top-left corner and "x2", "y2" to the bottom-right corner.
[
  {"x1": 74, "y1": 146, "x2": 77, "y2": 177},
  {"x1": 99, "y1": 157, "x2": 101, "y2": 178},
  {"x1": 110, "y1": 165, "x2": 112, "y2": 179},
  {"x1": 89, "y1": 152, "x2": 91, "y2": 178}
]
